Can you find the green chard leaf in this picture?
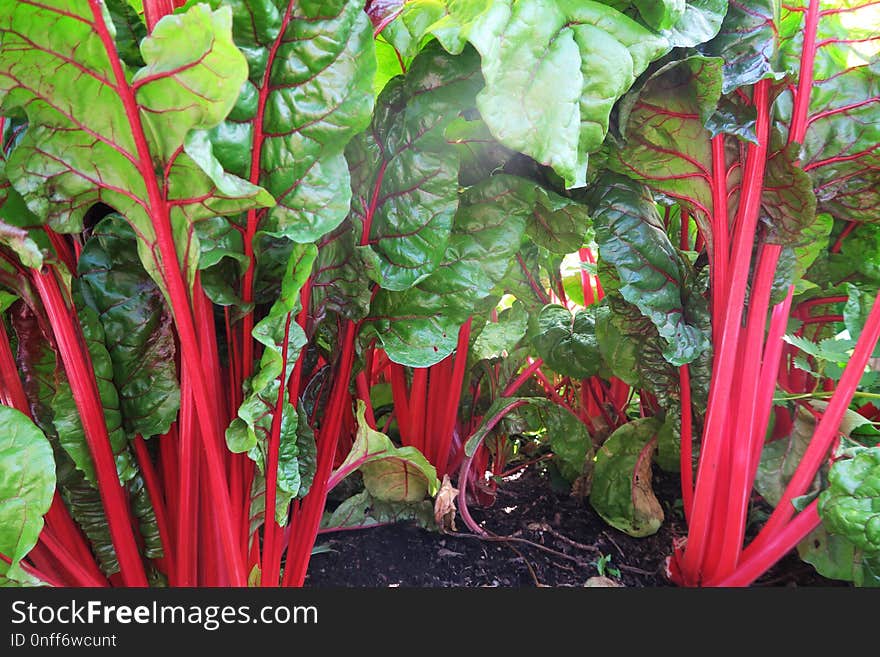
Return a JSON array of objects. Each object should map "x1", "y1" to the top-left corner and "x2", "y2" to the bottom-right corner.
[
  {"x1": 322, "y1": 489, "x2": 436, "y2": 532},
  {"x1": 653, "y1": 0, "x2": 728, "y2": 49},
  {"x1": 77, "y1": 215, "x2": 180, "y2": 438},
  {"x1": 698, "y1": 0, "x2": 781, "y2": 93},
  {"x1": 0, "y1": 2, "x2": 273, "y2": 297},
  {"x1": 9, "y1": 301, "x2": 123, "y2": 575},
  {"x1": 590, "y1": 417, "x2": 664, "y2": 537},
  {"x1": 209, "y1": 0, "x2": 375, "y2": 245},
  {"x1": 798, "y1": 525, "x2": 880, "y2": 587},
  {"x1": 399, "y1": 0, "x2": 671, "y2": 188},
  {"x1": 467, "y1": 396, "x2": 593, "y2": 484},
  {"x1": 526, "y1": 187, "x2": 592, "y2": 254},
  {"x1": 334, "y1": 401, "x2": 440, "y2": 502},
  {"x1": 471, "y1": 301, "x2": 528, "y2": 361},
  {"x1": 776, "y1": 1, "x2": 880, "y2": 225},
  {"x1": 366, "y1": 174, "x2": 534, "y2": 366},
  {"x1": 611, "y1": 55, "x2": 725, "y2": 253},
  {"x1": 533, "y1": 304, "x2": 602, "y2": 380},
  {"x1": 819, "y1": 447, "x2": 880, "y2": 555},
  {"x1": 227, "y1": 244, "x2": 317, "y2": 524},
  {"x1": 51, "y1": 283, "x2": 137, "y2": 487},
  {"x1": 755, "y1": 406, "x2": 823, "y2": 508},
  {"x1": 591, "y1": 173, "x2": 709, "y2": 366},
  {"x1": 0, "y1": 406, "x2": 55, "y2": 586},
  {"x1": 349, "y1": 41, "x2": 482, "y2": 292}
]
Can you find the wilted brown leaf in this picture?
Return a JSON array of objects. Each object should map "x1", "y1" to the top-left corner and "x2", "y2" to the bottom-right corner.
[{"x1": 434, "y1": 474, "x2": 459, "y2": 532}]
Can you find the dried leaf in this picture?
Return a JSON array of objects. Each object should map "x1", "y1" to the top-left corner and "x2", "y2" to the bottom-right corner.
[{"x1": 434, "y1": 474, "x2": 459, "y2": 533}]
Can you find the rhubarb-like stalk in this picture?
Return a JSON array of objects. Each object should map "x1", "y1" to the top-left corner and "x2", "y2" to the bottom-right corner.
[
  {"x1": 0, "y1": 319, "x2": 29, "y2": 411},
  {"x1": 709, "y1": 134, "x2": 730, "y2": 345},
  {"x1": 175, "y1": 368, "x2": 198, "y2": 586},
  {"x1": 89, "y1": 0, "x2": 244, "y2": 584},
  {"x1": 436, "y1": 319, "x2": 472, "y2": 476},
  {"x1": 143, "y1": 1, "x2": 182, "y2": 32},
  {"x1": 32, "y1": 268, "x2": 147, "y2": 586},
  {"x1": 745, "y1": 291, "x2": 880, "y2": 559},
  {"x1": 680, "y1": 79, "x2": 771, "y2": 580},
  {"x1": 679, "y1": 364, "x2": 693, "y2": 523},
  {"x1": 282, "y1": 321, "x2": 357, "y2": 586},
  {"x1": 1, "y1": 551, "x2": 64, "y2": 588},
  {"x1": 132, "y1": 435, "x2": 174, "y2": 582},
  {"x1": 712, "y1": 500, "x2": 821, "y2": 587},
  {"x1": 502, "y1": 357, "x2": 544, "y2": 397},
  {"x1": 713, "y1": 244, "x2": 782, "y2": 577}
]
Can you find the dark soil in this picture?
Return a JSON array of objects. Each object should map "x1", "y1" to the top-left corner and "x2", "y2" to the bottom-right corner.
[{"x1": 305, "y1": 465, "x2": 843, "y2": 588}]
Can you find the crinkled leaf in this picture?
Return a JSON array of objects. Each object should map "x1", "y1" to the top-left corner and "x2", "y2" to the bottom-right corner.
[
  {"x1": 590, "y1": 417, "x2": 664, "y2": 537},
  {"x1": 798, "y1": 525, "x2": 880, "y2": 587},
  {"x1": 776, "y1": 1, "x2": 880, "y2": 225},
  {"x1": 760, "y1": 145, "x2": 818, "y2": 248},
  {"x1": 311, "y1": 226, "x2": 373, "y2": 323},
  {"x1": 819, "y1": 447, "x2": 880, "y2": 554},
  {"x1": 0, "y1": 2, "x2": 273, "y2": 297},
  {"x1": 471, "y1": 301, "x2": 528, "y2": 361},
  {"x1": 78, "y1": 215, "x2": 180, "y2": 438},
  {"x1": 209, "y1": 0, "x2": 375, "y2": 244},
  {"x1": 533, "y1": 304, "x2": 602, "y2": 380},
  {"x1": 705, "y1": 96, "x2": 758, "y2": 143},
  {"x1": 227, "y1": 244, "x2": 316, "y2": 523},
  {"x1": 445, "y1": 117, "x2": 523, "y2": 187},
  {"x1": 336, "y1": 401, "x2": 439, "y2": 502},
  {"x1": 322, "y1": 489, "x2": 435, "y2": 531},
  {"x1": 632, "y1": 0, "x2": 686, "y2": 31},
  {"x1": 51, "y1": 285, "x2": 136, "y2": 487},
  {"x1": 106, "y1": 0, "x2": 148, "y2": 69},
  {"x1": 699, "y1": 0, "x2": 780, "y2": 93},
  {"x1": 807, "y1": 222, "x2": 880, "y2": 290},
  {"x1": 8, "y1": 303, "x2": 122, "y2": 574},
  {"x1": 526, "y1": 188, "x2": 591, "y2": 254},
  {"x1": 595, "y1": 303, "x2": 641, "y2": 387},
  {"x1": 195, "y1": 216, "x2": 251, "y2": 310},
  {"x1": 529, "y1": 399, "x2": 594, "y2": 484},
  {"x1": 127, "y1": 472, "x2": 162, "y2": 560},
  {"x1": 655, "y1": 413, "x2": 681, "y2": 473},
  {"x1": 0, "y1": 406, "x2": 54, "y2": 586},
  {"x1": 611, "y1": 56, "x2": 724, "y2": 258},
  {"x1": 55, "y1": 449, "x2": 120, "y2": 576},
  {"x1": 844, "y1": 286, "x2": 880, "y2": 359},
  {"x1": 472, "y1": 396, "x2": 593, "y2": 483},
  {"x1": 367, "y1": 174, "x2": 532, "y2": 366},
  {"x1": 591, "y1": 173, "x2": 709, "y2": 366},
  {"x1": 404, "y1": 0, "x2": 670, "y2": 187},
  {"x1": 349, "y1": 42, "x2": 481, "y2": 291}
]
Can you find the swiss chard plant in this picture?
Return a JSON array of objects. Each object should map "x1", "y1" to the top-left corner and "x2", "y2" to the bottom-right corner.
[{"x1": 1, "y1": 0, "x2": 878, "y2": 590}]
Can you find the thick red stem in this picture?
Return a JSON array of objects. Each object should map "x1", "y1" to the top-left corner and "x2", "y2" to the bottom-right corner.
[
  {"x1": 679, "y1": 364, "x2": 693, "y2": 523},
  {"x1": 32, "y1": 268, "x2": 147, "y2": 586},
  {"x1": 680, "y1": 79, "x2": 771, "y2": 581},
  {"x1": 89, "y1": 0, "x2": 244, "y2": 584},
  {"x1": 436, "y1": 319, "x2": 472, "y2": 476}
]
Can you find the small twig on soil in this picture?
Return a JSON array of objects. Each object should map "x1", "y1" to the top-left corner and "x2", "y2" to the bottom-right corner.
[
  {"x1": 527, "y1": 522, "x2": 601, "y2": 554},
  {"x1": 616, "y1": 564, "x2": 658, "y2": 576},
  {"x1": 601, "y1": 531, "x2": 625, "y2": 558},
  {"x1": 446, "y1": 530, "x2": 591, "y2": 568},
  {"x1": 504, "y1": 542, "x2": 543, "y2": 587}
]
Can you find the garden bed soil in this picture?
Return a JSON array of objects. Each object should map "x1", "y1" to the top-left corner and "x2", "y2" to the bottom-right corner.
[{"x1": 305, "y1": 465, "x2": 843, "y2": 588}]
